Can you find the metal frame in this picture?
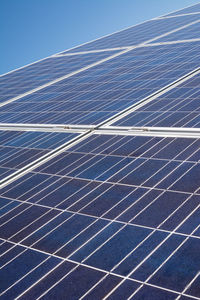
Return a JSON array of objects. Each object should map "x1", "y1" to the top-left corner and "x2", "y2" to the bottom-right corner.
[{"x1": 0, "y1": 123, "x2": 95, "y2": 132}]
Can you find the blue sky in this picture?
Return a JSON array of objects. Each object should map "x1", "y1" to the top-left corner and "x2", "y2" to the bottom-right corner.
[{"x1": 1, "y1": 0, "x2": 199, "y2": 74}]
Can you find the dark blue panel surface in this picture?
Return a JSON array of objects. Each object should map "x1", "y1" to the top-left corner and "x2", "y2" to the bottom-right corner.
[
  {"x1": 130, "y1": 285, "x2": 178, "y2": 299},
  {"x1": 0, "y1": 249, "x2": 47, "y2": 293},
  {"x1": 84, "y1": 225, "x2": 151, "y2": 271},
  {"x1": 150, "y1": 238, "x2": 200, "y2": 292},
  {"x1": 0, "y1": 130, "x2": 200, "y2": 299},
  {"x1": 41, "y1": 265, "x2": 104, "y2": 299}
]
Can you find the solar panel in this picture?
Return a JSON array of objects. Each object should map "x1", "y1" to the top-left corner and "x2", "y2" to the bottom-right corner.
[
  {"x1": 0, "y1": 129, "x2": 81, "y2": 181},
  {"x1": 0, "y1": 51, "x2": 120, "y2": 104},
  {"x1": 0, "y1": 132, "x2": 200, "y2": 298},
  {"x1": 112, "y1": 71, "x2": 200, "y2": 128},
  {"x1": 1, "y1": 2, "x2": 200, "y2": 299},
  {"x1": 62, "y1": 14, "x2": 200, "y2": 53},
  {"x1": 1, "y1": 42, "x2": 200, "y2": 126}
]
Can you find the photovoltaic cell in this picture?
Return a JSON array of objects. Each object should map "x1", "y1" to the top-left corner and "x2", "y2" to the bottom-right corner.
[
  {"x1": 0, "y1": 51, "x2": 120, "y2": 104},
  {"x1": 0, "y1": 130, "x2": 79, "y2": 180},
  {"x1": 0, "y1": 133, "x2": 200, "y2": 298},
  {"x1": 1, "y1": 42, "x2": 200, "y2": 126},
  {"x1": 62, "y1": 14, "x2": 200, "y2": 53},
  {"x1": 113, "y1": 72, "x2": 200, "y2": 128}
]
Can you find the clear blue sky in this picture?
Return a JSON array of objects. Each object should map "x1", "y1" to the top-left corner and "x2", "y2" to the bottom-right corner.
[{"x1": 1, "y1": 0, "x2": 199, "y2": 75}]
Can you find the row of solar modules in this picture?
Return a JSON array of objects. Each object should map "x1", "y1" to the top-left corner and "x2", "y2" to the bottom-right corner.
[
  {"x1": 0, "y1": 131, "x2": 200, "y2": 298},
  {"x1": 113, "y1": 71, "x2": 200, "y2": 128},
  {"x1": 62, "y1": 14, "x2": 200, "y2": 53},
  {"x1": 0, "y1": 51, "x2": 120, "y2": 103},
  {"x1": 1, "y1": 4, "x2": 200, "y2": 299},
  {"x1": 1, "y1": 13, "x2": 200, "y2": 106},
  {"x1": 1, "y1": 42, "x2": 200, "y2": 128}
]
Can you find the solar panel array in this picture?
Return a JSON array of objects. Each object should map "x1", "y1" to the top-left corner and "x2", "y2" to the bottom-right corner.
[
  {"x1": 61, "y1": 14, "x2": 200, "y2": 53},
  {"x1": 1, "y1": 3, "x2": 200, "y2": 299}
]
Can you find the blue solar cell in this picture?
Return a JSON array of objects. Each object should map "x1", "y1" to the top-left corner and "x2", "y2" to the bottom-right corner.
[
  {"x1": 56, "y1": 219, "x2": 109, "y2": 258},
  {"x1": 70, "y1": 222, "x2": 123, "y2": 262},
  {"x1": 22, "y1": 212, "x2": 72, "y2": 247},
  {"x1": 116, "y1": 189, "x2": 162, "y2": 223},
  {"x1": 0, "y1": 242, "x2": 14, "y2": 256},
  {"x1": 170, "y1": 164, "x2": 200, "y2": 193},
  {"x1": 84, "y1": 274, "x2": 122, "y2": 299},
  {"x1": 84, "y1": 225, "x2": 151, "y2": 271},
  {"x1": 160, "y1": 195, "x2": 200, "y2": 232},
  {"x1": 185, "y1": 274, "x2": 200, "y2": 298},
  {"x1": 18, "y1": 261, "x2": 75, "y2": 299},
  {"x1": 0, "y1": 198, "x2": 20, "y2": 216},
  {"x1": 33, "y1": 214, "x2": 95, "y2": 253},
  {"x1": 116, "y1": 159, "x2": 167, "y2": 186},
  {"x1": 130, "y1": 285, "x2": 178, "y2": 300},
  {"x1": 0, "y1": 205, "x2": 48, "y2": 239},
  {"x1": 0, "y1": 197, "x2": 12, "y2": 209},
  {"x1": 132, "y1": 191, "x2": 189, "y2": 227},
  {"x1": 11, "y1": 209, "x2": 61, "y2": 243},
  {"x1": 130, "y1": 234, "x2": 185, "y2": 281},
  {"x1": 0, "y1": 245, "x2": 25, "y2": 268},
  {"x1": 0, "y1": 249, "x2": 47, "y2": 293},
  {"x1": 114, "y1": 231, "x2": 168, "y2": 276},
  {"x1": 40, "y1": 265, "x2": 104, "y2": 299},
  {"x1": 80, "y1": 184, "x2": 133, "y2": 217},
  {"x1": 3, "y1": 257, "x2": 60, "y2": 299},
  {"x1": 149, "y1": 238, "x2": 200, "y2": 292},
  {"x1": 0, "y1": 203, "x2": 29, "y2": 226},
  {"x1": 107, "y1": 280, "x2": 140, "y2": 299}
]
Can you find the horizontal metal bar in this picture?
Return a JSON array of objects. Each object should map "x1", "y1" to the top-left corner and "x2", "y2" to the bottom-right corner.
[
  {"x1": 0, "y1": 123, "x2": 95, "y2": 133},
  {"x1": 102, "y1": 125, "x2": 200, "y2": 134},
  {"x1": 96, "y1": 126, "x2": 200, "y2": 138}
]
